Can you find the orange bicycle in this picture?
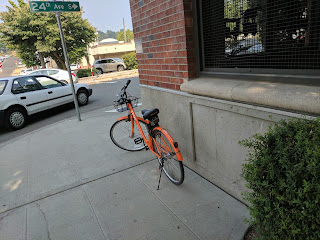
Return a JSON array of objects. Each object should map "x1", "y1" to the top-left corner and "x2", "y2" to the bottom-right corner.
[{"x1": 110, "y1": 80, "x2": 184, "y2": 189}]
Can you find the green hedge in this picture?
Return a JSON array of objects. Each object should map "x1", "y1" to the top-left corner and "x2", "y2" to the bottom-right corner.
[
  {"x1": 239, "y1": 118, "x2": 320, "y2": 239},
  {"x1": 123, "y1": 52, "x2": 137, "y2": 70},
  {"x1": 76, "y1": 69, "x2": 97, "y2": 78}
]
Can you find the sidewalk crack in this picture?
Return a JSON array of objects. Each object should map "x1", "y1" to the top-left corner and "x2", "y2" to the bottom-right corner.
[
  {"x1": 0, "y1": 209, "x2": 14, "y2": 223},
  {"x1": 36, "y1": 203, "x2": 52, "y2": 240}
]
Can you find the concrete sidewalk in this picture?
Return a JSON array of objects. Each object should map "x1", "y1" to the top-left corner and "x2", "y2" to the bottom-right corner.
[{"x1": 0, "y1": 105, "x2": 249, "y2": 240}]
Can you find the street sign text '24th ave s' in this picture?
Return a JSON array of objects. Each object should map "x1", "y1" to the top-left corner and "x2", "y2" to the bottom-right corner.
[{"x1": 29, "y1": 1, "x2": 80, "y2": 12}]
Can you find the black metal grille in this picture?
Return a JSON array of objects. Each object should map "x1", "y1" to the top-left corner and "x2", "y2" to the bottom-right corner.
[{"x1": 200, "y1": 0, "x2": 320, "y2": 71}]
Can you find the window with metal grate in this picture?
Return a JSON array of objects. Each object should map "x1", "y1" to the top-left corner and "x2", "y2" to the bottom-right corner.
[{"x1": 200, "y1": 0, "x2": 320, "y2": 71}]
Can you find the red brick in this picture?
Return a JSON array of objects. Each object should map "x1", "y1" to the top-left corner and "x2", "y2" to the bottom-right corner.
[
  {"x1": 174, "y1": 72, "x2": 184, "y2": 78},
  {"x1": 169, "y1": 65, "x2": 178, "y2": 71},
  {"x1": 140, "y1": 80, "x2": 148, "y2": 85},
  {"x1": 178, "y1": 65, "x2": 188, "y2": 71},
  {"x1": 167, "y1": 83, "x2": 176, "y2": 90},
  {"x1": 170, "y1": 78, "x2": 180, "y2": 84},
  {"x1": 160, "y1": 82, "x2": 168, "y2": 88},
  {"x1": 171, "y1": 29, "x2": 180, "y2": 36}
]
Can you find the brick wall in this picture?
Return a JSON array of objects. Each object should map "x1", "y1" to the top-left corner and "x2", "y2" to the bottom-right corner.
[{"x1": 130, "y1": 0, "x2": 197, "y2": 90}]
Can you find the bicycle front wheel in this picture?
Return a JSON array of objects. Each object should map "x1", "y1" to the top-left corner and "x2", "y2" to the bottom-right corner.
[
  {"x1": 153, "y1": 129, "x2": 184, "y2": 185},
  {"x1": 110, "y1": 118, "x2": 149, "y2": 151}
]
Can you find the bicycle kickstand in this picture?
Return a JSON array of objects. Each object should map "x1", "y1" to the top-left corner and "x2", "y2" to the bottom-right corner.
[{"x1": 157, "y1": 159, "x2": 164, "y2": 190}]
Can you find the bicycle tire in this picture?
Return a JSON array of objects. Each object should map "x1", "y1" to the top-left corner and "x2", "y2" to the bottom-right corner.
[
  {"x1": 110, "y1": 118, "x2": 149, "y2": 151},
  {"x1": 153, "y1": 129, "x2": 184, "y2": 185}
]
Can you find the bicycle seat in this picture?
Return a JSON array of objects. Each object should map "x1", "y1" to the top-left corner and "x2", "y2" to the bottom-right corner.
[{"x1": 141, "y1": 108, "x2": 159, "y2": 120}]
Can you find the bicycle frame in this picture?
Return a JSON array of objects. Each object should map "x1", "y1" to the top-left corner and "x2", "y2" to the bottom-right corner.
[{"x1": 116, "y1": 102, "x2": 183, "y2": 161}]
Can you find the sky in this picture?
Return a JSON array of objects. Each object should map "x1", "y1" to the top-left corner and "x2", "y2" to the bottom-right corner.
[{"x1": 0, "y1": 0, "x2": 133, "y2": 32}]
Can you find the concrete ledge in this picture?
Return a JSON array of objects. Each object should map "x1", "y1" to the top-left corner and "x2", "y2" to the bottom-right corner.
[{"x1": 181, "y1": 77, "x2": 320, "y2": 115}]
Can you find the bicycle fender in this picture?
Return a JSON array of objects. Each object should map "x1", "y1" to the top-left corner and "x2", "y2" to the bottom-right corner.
[
  {"x1": 116, "y1": 115, "x2": 148, "y2": 124},
  {"x1": 152, "y1": 127, "x2": 183, "y2": 161}
]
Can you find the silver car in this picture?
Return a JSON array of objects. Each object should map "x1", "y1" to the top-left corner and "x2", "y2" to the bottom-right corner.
[{"x1": 92, "y1": 58, "x2": 126, "y2": 74}]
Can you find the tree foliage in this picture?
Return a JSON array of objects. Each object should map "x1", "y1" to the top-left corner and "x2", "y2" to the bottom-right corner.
[
  {"x1": 117, "y1": 29, "x2": 134, "y2": 42},
  {"x1": 0, "y1": 0, "x2": 97, "y2": 69},
  {"x1": 123, "y1": 52, "x2": 137, "y2": 70},
  {"x1": 97, "y1": 30, "x2": 120, "y2": 41}
]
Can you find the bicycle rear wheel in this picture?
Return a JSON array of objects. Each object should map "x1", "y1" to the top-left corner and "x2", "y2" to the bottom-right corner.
[
  {"x1": 153, "y1": 129, "x2": 184, "y2": 185},
  {"x1": 110, "y1": 118, "x2": 149, "y2": 151}
]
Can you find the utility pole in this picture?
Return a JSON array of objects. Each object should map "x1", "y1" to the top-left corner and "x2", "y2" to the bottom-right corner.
[{"x1": 123, "y1": 18, "x2": 126, "y2": 43}]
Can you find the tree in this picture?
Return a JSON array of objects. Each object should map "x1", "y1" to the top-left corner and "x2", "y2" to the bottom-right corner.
[
  {"x1": 0, "y1": 39, "x2": 8, "y2": 53},
  {"x1": 97, "y1": 30, "x2": 108, "y2": 41},
  {"x1": 117, "y1": 29, "x2": 134, "y2": 42},
  {"x1": 0, "y1": 0, "x2": 96, "y2": 69},
  {"x1": 106, "y1": 30, "x2": 119, "y2": 39}
]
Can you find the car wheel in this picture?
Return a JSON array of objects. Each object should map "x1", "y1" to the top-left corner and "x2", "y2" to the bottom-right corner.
[
  {"x1": 77, "y1": 90, "x2": 89, "y2": 106},
  {"x1": 117, "y1": 65, "x2": 124, "y2": 71},
  {"x1": 5, "y1": 107, "x2": 27, "y2": 130},
  {"x1": 97, "y1": 69, "x2": 103, "y2": 75}
]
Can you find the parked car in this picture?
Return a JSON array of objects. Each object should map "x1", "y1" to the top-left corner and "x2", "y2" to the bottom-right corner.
[
  {"x1": 92, "y1": 58, "x2": 126, "y2": 74},
  {"x1": 26, "y1": 68, "x2": 78, "y2": 83},
  {"x1": 236, "y1": 43, "x2": 264, "y2": 55},
  {"x1": 20, "y1": 68, "x2": 33, "y2": 75},
  {"x1": 0, "y1": 75, "x2": 92, "y2": 130},
  {"x1": 70, "y1": 63, "x2": 80, "y2": 71}
]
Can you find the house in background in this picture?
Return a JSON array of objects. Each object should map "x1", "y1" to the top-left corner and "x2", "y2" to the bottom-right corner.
[
  {"x1": 129, "y1": 0, "x2": 320, "y2": 202},
  {"x1": 81, "y1": 38, "x2": 136, "y2": 67}
]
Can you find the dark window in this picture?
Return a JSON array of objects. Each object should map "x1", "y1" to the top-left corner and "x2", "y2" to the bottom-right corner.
[
  {"x1": 100, "y1": 59, "x2": 108, "y2": 64},
  {"x1": 12, "y1": 77, "x2": 41, "y2": 94},
  {"x1": 200, "y1": 0, "x2": 320, "y2": 71}
]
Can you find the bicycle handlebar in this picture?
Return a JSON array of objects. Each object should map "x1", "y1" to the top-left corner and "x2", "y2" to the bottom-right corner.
[{"x1": 121, "y1": 79, "x2": 131, "y2": 91}]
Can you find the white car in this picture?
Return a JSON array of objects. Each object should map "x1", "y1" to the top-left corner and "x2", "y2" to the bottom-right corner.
[
  {"x1": 20, "y1": 68, "x2": 33, "y2": 75},
  {"x1": 27, "y1": 68, "x2": 78, "y2": 83},
  {"x1": 0, "y1": 75, "x2": 92, "y2": 130},
  {"x1": 70, "y1": 64, "x2": 80, "y2": 71}
]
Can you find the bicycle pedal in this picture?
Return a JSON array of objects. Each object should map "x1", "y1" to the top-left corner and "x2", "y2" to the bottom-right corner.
[{"x1": 134, "y1": 137, "x2": 143, "y2": 145}]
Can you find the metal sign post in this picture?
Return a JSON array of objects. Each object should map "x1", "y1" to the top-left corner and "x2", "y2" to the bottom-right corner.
[
  {"x1": 55, "y1": 11, "x2": 81, "y2": 121},
  {"x1": 29, "y1": 1, "x2": 81, "y2": 121}
]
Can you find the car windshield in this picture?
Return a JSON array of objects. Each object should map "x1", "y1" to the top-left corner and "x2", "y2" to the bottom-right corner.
[{"x1": 0, "y1": 80, "x2": 8, "y2": 95}]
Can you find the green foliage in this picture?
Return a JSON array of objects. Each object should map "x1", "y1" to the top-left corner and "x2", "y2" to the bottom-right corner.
[
  {"x1": 116, "y1": 29, "x2": 134, "y2": 42},
  {"x1": 122, "y1": 52, "x2": 137, "y2": 70},
  {"x1": 239, "y1": 118, "x2": 320, "y2": 240},
  {"x1": 97, "y1": 30, "x2": 119, "y2": 41},
  {"x1": 0, "y1": 1, "x2": 97, "y2": 68},
  {"x1": 76, "y1": 68, "x2": 97, "y2": 78}
]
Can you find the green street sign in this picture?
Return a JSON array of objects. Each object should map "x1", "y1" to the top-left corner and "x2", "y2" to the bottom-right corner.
[{"x1": 29, "y1": 1, "x2": 80, "y2": 12}]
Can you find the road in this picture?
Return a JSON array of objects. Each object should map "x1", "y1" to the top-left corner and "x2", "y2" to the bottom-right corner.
[
  {"x1": 0, "y1": 57, "x2": 19, "y2": 78},
  {"x1": 0, "y1": 76, "x2": 141, "y2": 144}
]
